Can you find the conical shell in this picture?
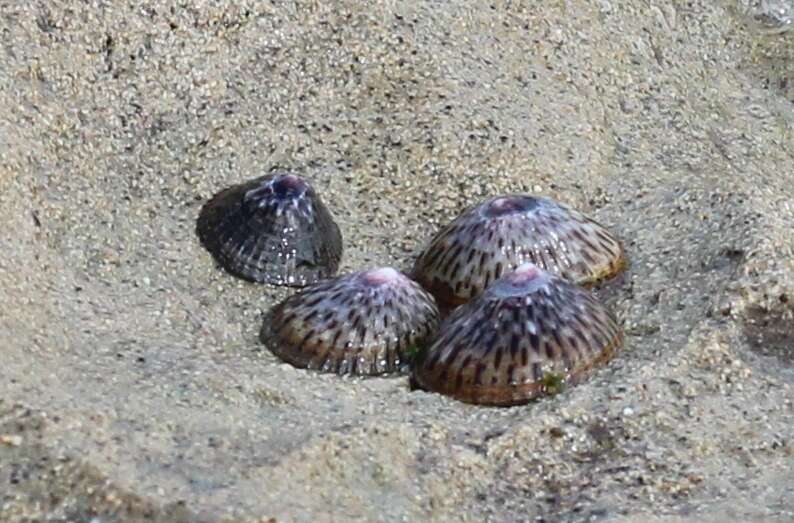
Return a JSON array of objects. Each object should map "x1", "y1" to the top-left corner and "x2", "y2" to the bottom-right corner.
[
  {"x1": 196, "y1": 173, "x2": 343, "y2": 286},
  {"x1": 411, "y1": 195, "x2": 626, "y2": 307},
  {"x1": 262, "y1": 267, "x2": 440, "y2": 376},
  {"x1": 412, "y1": 263, "x2": 622, "y2": 406}
]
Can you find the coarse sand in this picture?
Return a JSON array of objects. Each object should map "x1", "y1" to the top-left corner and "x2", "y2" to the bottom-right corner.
[{"x1": 1, "y1": 1, "x2": 792, "y2": 522}]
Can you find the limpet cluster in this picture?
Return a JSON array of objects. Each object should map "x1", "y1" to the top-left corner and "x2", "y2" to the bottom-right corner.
[{"x1": 198, "y1": 174, "x2": 627, "y2": 406}]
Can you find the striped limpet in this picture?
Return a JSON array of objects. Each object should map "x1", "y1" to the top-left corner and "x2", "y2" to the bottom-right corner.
[
  {"x1": 261, "y1": 267, "x2": 440, "y2": 376},
  {"x1": 412, "y1": 263, "x2": 622, "y2": 406},
  {"x1": 411, "y1": 195, "x2": 626, "y2": 307},
  {"x1": 196, "y1": 173, "x2": 342, "y2": 286}
]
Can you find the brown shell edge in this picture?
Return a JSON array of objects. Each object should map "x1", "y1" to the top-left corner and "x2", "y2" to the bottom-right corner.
[{"x1": 412, "y1": 331, "x2": 624, "y2": 407}]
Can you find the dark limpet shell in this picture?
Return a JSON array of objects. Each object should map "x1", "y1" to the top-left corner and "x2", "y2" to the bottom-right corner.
[
  {"x1": 411, "y1": 195, "x2": 626, "y2": 307},
  {"x1": 412, "y1": 263, "x2": 622, "y2": 406},
  {"x1": 261, "y1": 267, "x2": 440, "y2": 376},
  {"x1": 196, "y1": 173, "x2": 342, "y2": 286}
]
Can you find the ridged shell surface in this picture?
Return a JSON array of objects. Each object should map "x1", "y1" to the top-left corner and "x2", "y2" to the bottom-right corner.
[
  {"x1": 411, "y1": 195, "x2": 626, "y2": 307},
  {"x1": 196, "y1": 173, "x2": 343, "y2": 286},
  {"x1": 412, "y1": 263, "x2": 622, "y2": 406},
  {"x1": 262, "y1": 267, "x2": 440, "y2": 376}
]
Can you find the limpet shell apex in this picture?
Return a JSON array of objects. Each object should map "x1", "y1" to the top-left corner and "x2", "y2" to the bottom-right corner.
[
  {"x1": 412, "y1": 263, "x2": 623, "y2": 406},
  {"x1": 196, "y1": 173, "x2": 343, "y2": 286},
  {"x1": 411, "y1": 194, "x2": 626, "y2": 307},
  {"x1": 262, "y1": 267, "x2": 440, "y2": 376}
]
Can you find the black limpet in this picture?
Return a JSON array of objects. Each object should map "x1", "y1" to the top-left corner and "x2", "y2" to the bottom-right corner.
[
  {"x1": 411, "y1": 195, "x2": 626, "y2": 307},
  {"x1": 262, "y1": 267, "x2": 440, "y2": 376},
  {"x1": 197, "y1": 173, "x2": 343, "y2": 286},
  {"x1": 412, "y1": 263, "x2": 622, "y2": 406}
]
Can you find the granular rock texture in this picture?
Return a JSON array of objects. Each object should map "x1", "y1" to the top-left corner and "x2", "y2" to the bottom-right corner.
[{"x1": 1, "y1": 1, "x2": 792, "y2": 522}]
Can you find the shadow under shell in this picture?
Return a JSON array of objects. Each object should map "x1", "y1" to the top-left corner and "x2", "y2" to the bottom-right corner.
[
  {"x1": 261, "y1": 267, "x2": 440, "y2": 376},
  {"x1": 411, "y1": 195, "x2": 627, "y2": 308},
  {"x1": 196, "y1": 173, "x2": 343, "y2": 286},
  {"x1": 412, "y1": 263, "x2": 623, "y2": 406}
]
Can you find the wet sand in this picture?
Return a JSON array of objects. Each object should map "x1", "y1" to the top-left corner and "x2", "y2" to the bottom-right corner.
[{"x1": 1, "y1": 1, "x2": 792, "y2": 522}]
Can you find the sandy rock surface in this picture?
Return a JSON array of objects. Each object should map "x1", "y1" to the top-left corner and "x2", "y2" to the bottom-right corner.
[{"x1": 1, "y1": 1, "x2": 792, "y2": 521}]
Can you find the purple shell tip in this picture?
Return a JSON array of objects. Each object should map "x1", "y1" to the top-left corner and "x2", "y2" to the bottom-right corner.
[
  {"x1": 482, "y1": 195, "x2": 539, "y2": 217},
  {"x1": 488, "y1": 263, "x2": 548, "y2": 298},
  {"x1": 274, "y1": 173, "x2": 306, "y2": 192},
  {"x1": 361, "y1": 267, "x2": 403, "y2": 286}
]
